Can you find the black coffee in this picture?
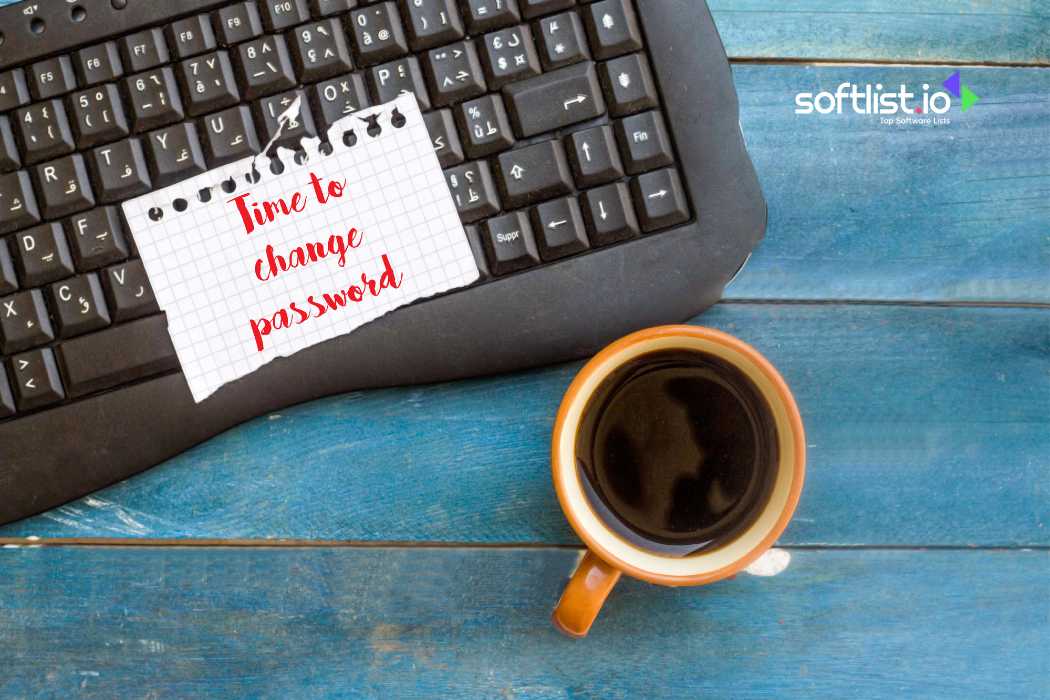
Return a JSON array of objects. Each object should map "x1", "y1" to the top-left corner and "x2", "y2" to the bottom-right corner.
[{"x1": 575, "y1": 350, "x2": 778, "y2": 552}]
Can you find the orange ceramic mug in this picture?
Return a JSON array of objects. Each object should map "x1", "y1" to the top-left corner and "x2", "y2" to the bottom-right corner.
[{"x1": 550, "y1": 325, "x2": 806, "y2": 637}]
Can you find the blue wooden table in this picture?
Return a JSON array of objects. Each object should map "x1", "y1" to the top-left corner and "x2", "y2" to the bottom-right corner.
[{"x1": 2, "y1": 2, "x2": 1049, "y2": 697}]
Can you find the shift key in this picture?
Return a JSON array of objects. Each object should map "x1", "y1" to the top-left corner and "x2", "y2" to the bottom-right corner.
[
  {"x1": 57, "y1": 314, "x2": 179, "y2": 398},
  {"x1": 503, "y1": 62, "x2": 605, "y2": 138}
]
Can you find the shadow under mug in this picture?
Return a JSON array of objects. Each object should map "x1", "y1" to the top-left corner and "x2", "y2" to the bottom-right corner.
[{"x1": 550, "y1": 325, "x2": 806, "y2": 637}]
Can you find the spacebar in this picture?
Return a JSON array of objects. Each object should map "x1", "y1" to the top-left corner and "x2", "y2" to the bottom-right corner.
[{"x1": 57, "y1": 315, "x2": 180, "y2": 399}]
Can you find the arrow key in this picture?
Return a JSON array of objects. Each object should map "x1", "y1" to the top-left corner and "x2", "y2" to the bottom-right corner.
[
  {"x1": 566, "y1": 124, "x2": 623, "y2": 187},
  {"x1": 9, "y1": 347, "x2": 65, "y2": 412},
  {"x1": 532, "y1": 196, "x2": 588, "y2": 261},
  {"x1": 632, "y1": 167, "x2": 690, "y2": 233},
  {"x1": 580, "y1": 182, "x2": 639, "y2": 246}
]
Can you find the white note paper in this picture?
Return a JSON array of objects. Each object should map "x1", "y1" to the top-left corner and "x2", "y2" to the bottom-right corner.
[{"x1": 123, "y1": 94, "x2": 479, "y2": 403}]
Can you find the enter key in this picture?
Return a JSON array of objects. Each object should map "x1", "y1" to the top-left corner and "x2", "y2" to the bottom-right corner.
[{"x1": 503, "y1": 62, "x2": 606, "y2": 138}]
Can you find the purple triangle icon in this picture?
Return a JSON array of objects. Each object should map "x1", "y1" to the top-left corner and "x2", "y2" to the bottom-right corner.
[{"x1": 943, "y1": 71, "x2": 962, "y2": 98}]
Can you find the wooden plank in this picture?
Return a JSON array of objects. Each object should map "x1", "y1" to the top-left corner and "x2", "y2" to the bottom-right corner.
[
  {"x1": 0, "y1": 546, "x2": 1045, "y2": 698},
  {"x1": 710, "y1": 0, "x2": 1050, "y2": 64},
  {"x1": 4, "y1": 304, "x2": 1046, "y2": 546},
  {"x1": 726, "y1": 64, "x2": 1050, "y2": 303}
]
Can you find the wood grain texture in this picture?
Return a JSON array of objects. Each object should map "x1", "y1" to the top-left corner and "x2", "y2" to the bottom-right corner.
[
  {"x1": 710, "y1": 0, "x2": 1050, "y2": 64},
  {"x1": 726, "y1": 64, "x2": 1050, "y2": 303},
  {"x1": 0, "y1": 546, "x2": 1045, "y2": 699},
  {"x1": 4, "y1": 304, "x2": 1046, "y2": 546}
]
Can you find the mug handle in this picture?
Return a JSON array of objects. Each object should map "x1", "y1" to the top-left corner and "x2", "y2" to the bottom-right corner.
[{"x1": 551, "y1": 550, "x2": 622, "y2": 637}]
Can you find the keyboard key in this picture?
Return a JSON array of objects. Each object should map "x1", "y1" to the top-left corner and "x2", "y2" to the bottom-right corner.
[
  {"x1": 309, "y1": 73, "x2": 371, "y2": 132},
  {"x1": 145, "y1": 122, "x2": 207, "y2": 186},
  {"x1": 0, "y1": 171, "x2": 40, "y2": 234},
  {"x1": 580, "y1": 181, "x2": 638, "y2": 245},
  {"x1": 257, "y1": 90, "x2": 317, "y2": 149},
  {"x1": 49, "y1": 273, "x2": 111, "y2": 338},
  {"x1": 480, "y1": 25, "x2": 541, "y2": 89},
  {"x1": 74, "y1": 42, "x2": 124, "y2": 86},
  {"x1": 503, "y1": 62, "x2": 604, "y2": 138},
  {"x1": 290, "y1": 19, "x2": 355, "y2": 84},
  {"x1": 214, "y1": 2, "x2": 265, "y2": 46},
  {"x1": 0, "y1": 289, "x2": 55, "y2": 354},
  {"x1": 368, "y1": 57, "x2": 430, "y2": 109},
  {"x1": 423, "y1": 108, "x2": 464, "y2": 167},
  {"x1": 67, "y1": 206, "x2": 129, "y2": 271},
  {"x1": 0, "y1": 116, "x2": 19, "y2": 171},
  {"x1": 616, "y1": 110, "x2": 673, "y2": 175},
  {"x1": 125, "y1": 67, "x2": 185, "y2": 132},
  {"x1": 425, "y1": 40, "x2": 486, "y2": 107},
  {"x1": 9, "y1": 347, "x2": 65, "y2": 411},
  {"x1": 600, "y1": 53, "x2": 658, "y2": 117},
  {"x1": 535, "y1": 11, "x2": 589, "y2": 70},
  {"x1": 463, "y1": 0, "x2": 521, "y2": 33},
  {"x1": 15, "y1": 100, "x2": 75, "y2": 165},
  {"x1": 0, "y1": 69, "x2": 30, "y2": 112},
  {"x1": 200, "y1": 105, "x2": 260, "y2": 166},
  {"x1": 482, "y1": 211, "x2": 539, "y2": 275},
  {"x1": 32, "y1": 154, "x2": 95, "y2": 219},
  {"x1": 521, "y1": 0, "x2": 574, "y2": 19},
  {"x1": 0, "y1": 365, "x2": 14, "y2": 418},
  {"x1": 495, "y1": 139, "x2": 572, "y2": 208},
  {"x1": 531, "y1": 196, "x2": 587, "y2": 260},
  {"x1": 565, "y1": 124, "x2": 622, "y2": 187},
  {"x1": 350, "y1": 2, "x2": 409, "y2": 67},
  {"x1": 444, "y1": 160, "x2": 500, "y2": 223},
  {"x1": 88, "y1": 138, "x2": 152, "y2": 203},
  {"x1": 0, "y1": 238, "x2": 16, "y2": 294},
  {"x1": 631, "y1": 167, "x2": 689, "y2": 232},
  {"x1": 233, "y1": 37, "x2": 296, "y2": 101},
  {"x1": 121, "y1": 28, "x2": 171, "y2": 73},
  {"x1": 70, "y1": 84, "x2": 130, "y2": 147},
  {"x1": 259, "y1": 0, "x2": 310, "y2": 31},
  {"x1": 56, "y1": 313, "x2": 177, "y2": 398},
  {"x1": 12, "y1": 222, "x2": 75, "y2": 286},
  {"x1": 180, "y1": 50, "x2": 241, "y2": 115},
  {"x1": 457, "y1": 94, "x2": 513, "y2": 157},
  {"x1": 168, "y1": 14, "x2": 218, "y2": 60},
  {"x1": 404, "y1": 0, "x2": 465, "y2": 51},
  {"x1": 462, "y1": 224, "x2": 490, "y2": 279},
  {"x1": 29, "y1": 57, "x2": 77, "y2": 101},
  {"x1": 310, "y1": 0, "x2": 354, "y2": 18},
  {"x1": 101, "y1": 259, "x2": 158, "y2": 322},
  {"x1": 582, "y1": 0, "x2": 643, "y2": 60}
]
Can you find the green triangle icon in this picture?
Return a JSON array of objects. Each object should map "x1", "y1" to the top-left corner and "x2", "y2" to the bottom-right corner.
[{"x1": 961, "y1": 86, "x2": 980, "y2": 112}]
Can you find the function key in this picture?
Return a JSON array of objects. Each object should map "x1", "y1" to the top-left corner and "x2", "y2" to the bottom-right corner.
[
  {"x1": 480, "y1": 25, "x2": 541, "y2": 88},
  {"x1": 308, "y1": 72, "x2": 371, "y2": 132},
  {"x1": 580, "y1": 181, "x2": 638, "y2": 245},
  {"x1": 289, "y1": 19, "x2": 355, "y2": 83},
  {"x1": 29, "y1": 57, "x2": 77, "y2": 101},
  {"x1": 0, "y1": 171, "x2": 40, "y2": 235},
  {"x1": 531, "y1": 196, "x2": 588, "y2": 261},
  {"x1": 0, "y1": 69, "x2": 30, "y2": 112},
  {"x1": 444, "y1": 160, "x2": 500, "y2": 223},
  {"x1": 424, "y1": 40, "x2": 487, "y2": 108},
  {"x1": 259, "y1": 0, "x2": 310, "y2": 31},
  {"x1": 521, "y1": 0, "x2": 574, "y2": 20},
  {"x1": 74, "y1": 42, "x2": 124, "y2": 86},
  {"x1": 482, "y1": 211, "x2": 539, "y2": 275},
  {"x1": 168, "y1": 14, "x2": 219, "y2": 60},
  {"x1": 565, "y1": 124, "x2": 623, "y2": 188},
  {"x1": 463, "y1": 0, "x2": 521, "y2": 33},
  {"x1": 310, "y1": 0, "x2": 355, "y2": 18},
  {"x1": 599, "y1": 53, "x2": 658, "y2": 117},
  {"x1": 615, "y1": 110, "x2": 673, "y2": 175},
  {"x1": 535, "y1": 11, "x2": 589, "y2": 70},
  {"x1": 0, "y1": 289, "x2": 54, "y2": 354},
  {"x1": 121, "y1": 28, "x2": 171, "y2": 73},
  {"x1": 234, "y1": 36, "x2": 296, "y2": 100},
  {"x1": 631, "y1": 167, "x2": 690, "y2": 232},
  {"x1": 14, "y1": 99, "x2": 76, "y2": 165},
  {"x1": 368, "y1": 57, "x2": 430, "y2": 109},
  {"x1": 8, "y1": 347, "x2": 65, "y2": 411},
  {"x1": 214, "y1": 2, "x2": 264, "y2": 46},
  {"x1": 403, "y1": 0, "x2": 465, "y2": 51},
  {"x1": 582, "y1": 0, "x2": 643, "y2": 60},
  {"x1": 179, "y1": 50, "x2": 241, "y2": 114},
  {"x1": 349, "y1": 2, "x2": 410, "y2": 67}
]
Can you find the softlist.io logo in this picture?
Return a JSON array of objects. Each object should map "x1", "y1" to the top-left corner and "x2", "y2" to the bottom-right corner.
[{"x1": 795, "y1": 71, "x2": 980, "y2": 126}]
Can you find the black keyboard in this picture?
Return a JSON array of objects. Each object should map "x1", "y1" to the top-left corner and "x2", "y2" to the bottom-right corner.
[{"x1": 0, "y1": 0, "x2": 765, "y2": 524}]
